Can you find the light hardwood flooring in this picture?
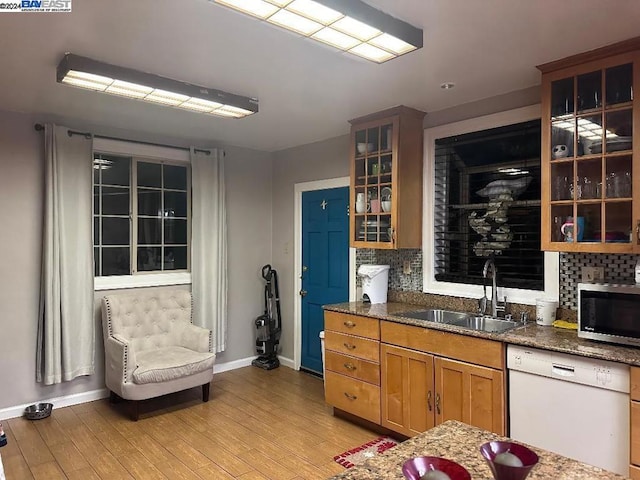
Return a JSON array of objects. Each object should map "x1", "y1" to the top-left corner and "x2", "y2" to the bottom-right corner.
[{"x1": 1, "y1": 367, "x2": 380, "y2": 480}]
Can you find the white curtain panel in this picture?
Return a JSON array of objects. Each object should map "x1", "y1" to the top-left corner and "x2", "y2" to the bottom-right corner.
[
  {"x1": 37, "y1": 124, "x2": 95, "y2": 385},
  {"x1": 191, "y1": 148, "x2": 228, "y2": 353}
]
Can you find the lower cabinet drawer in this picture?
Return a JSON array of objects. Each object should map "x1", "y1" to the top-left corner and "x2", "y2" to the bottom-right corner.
[
  {"x1": 325, "y1": 371, "x2": 380, "y2": 424},
  {"x1": 630, "y1": 464, "x2": 640, "y2": 480},
  {"x1": 325, "y1": 350, "x2": 380, "y2": 385},
  {"x1": 325, "y1": 331, "x2": 380, "y2": 362}
]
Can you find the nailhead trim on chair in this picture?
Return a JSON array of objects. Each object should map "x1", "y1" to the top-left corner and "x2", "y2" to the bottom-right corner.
[
  {"x1": 104, "y1": 298, "x2": 114, "y2": 336},
  {"x1": 104, "y1": 297, "x2": 130, "y2": 383}
]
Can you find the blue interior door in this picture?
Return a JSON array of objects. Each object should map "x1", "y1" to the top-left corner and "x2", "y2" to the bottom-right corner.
[{"x1": 301, "y1": 187, "x2": 349, "y2": 374}]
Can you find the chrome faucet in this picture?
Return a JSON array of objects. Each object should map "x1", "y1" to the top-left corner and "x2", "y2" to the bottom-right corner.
[{"x1": 482, "y1": 257, "x2": 506, "y2": 318}]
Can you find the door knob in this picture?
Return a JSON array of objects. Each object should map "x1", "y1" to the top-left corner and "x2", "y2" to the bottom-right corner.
[{"x1": 299, "y1": 289, "x2": 307, "y2": 296}]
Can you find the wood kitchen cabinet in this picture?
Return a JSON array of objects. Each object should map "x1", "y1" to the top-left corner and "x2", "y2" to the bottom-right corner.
[
  {"x1": 539, "y1": 37, "x2": 640, "y2": 252},
  {"x1": 380, "y1": 322, "x2": 506, "y2": 436},
  {"x1": 324, "y1": 311, "x2": 381, "y2": 424},
  {"x1": 324, "y1": 311, "x2": 506, "y2": 436},
  {"x1": 349, "y1": 106, "x2": 426, "y2": 249},
  {"x1": 434, "y1": 357, "x2": 504, "y2": 435},
  {"x1": 630, "y1": 366, "x2": 640, "y2": 478},
  {"x1": 381, "y1": 344, "x2": 435, "y2": 437}
]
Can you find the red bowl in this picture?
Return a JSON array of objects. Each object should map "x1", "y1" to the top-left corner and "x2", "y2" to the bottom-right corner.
[
  {"x1": 402, "y1": 456, "x2": 471, "y2": 480},
  {"x1": 480, "y1": 441, "x2": 539, "y2": 480}
]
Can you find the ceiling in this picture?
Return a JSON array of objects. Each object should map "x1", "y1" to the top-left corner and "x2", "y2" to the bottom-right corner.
[{"x1": 0, "y1": 0, "x2": 639, "y2": 152}]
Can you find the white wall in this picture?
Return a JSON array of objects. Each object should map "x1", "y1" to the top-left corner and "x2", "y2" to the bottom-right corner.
[{"x1": 0, "y1": 109, "x2": 272, "y2": 411}]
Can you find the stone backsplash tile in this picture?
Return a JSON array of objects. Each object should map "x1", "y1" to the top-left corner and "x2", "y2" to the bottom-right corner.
[
  {"x1": 356, "y1": 248, "x2": 640, "y2": 312},
  {"x1": 355, "y1": 248, "x2": 422, "y2": 291}
]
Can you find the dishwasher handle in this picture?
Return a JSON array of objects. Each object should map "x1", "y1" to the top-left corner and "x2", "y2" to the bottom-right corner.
[{"x1": 552, "y1": 363, "x2": 575, "y2": 377}]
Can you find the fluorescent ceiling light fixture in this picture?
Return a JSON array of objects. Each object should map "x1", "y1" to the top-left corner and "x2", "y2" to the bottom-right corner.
[
  {"x1": 268, "y1": 9, "x2": 323, "y2": 35},
  {"x1": 331, "y1": 16, "x2": 380, "y2": 41},
  {"x1": 212, "y1": 0, "x2": 423, "y2": 63},
  {"x1": 216, "y1": 0, "x2": 279, "y2": 19},
  {"x1": 57, "y1": 53, "x2": 258, "y2": 118},
  {"x1": 312, "y1": 27, "x2": 361, "y2": 50}
]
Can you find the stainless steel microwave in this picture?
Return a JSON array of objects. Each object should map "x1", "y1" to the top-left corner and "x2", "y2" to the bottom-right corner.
[{"x1": 578, "y1": 283, "x2": 640, "y2": 347}]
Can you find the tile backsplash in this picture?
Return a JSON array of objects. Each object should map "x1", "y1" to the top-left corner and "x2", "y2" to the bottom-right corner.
[
  {"x1": 559, "y1": 253, "x2": 639, "y2": 309},
  {"x1": 356, "y1": 249, "x2": 422, "y2": 291},
  {"x1": 356, "y1": 248, "x2": 640, "y2": 311}
]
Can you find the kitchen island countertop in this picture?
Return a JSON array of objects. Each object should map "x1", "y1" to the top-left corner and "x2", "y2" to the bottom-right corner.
[
  {"x1": 323, "y1": 301, "x2": 640, "y2": 366},
  {"x1": 327, "y1": 420, "x2": 628, "y2": 479}
]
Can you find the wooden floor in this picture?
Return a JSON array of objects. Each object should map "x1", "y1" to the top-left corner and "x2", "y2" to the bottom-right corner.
[{"x1": 0, "y1": 367, "x2": 379, "y2": 480}]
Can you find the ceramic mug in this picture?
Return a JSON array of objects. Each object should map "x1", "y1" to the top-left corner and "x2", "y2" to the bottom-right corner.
[
  {"x1": 355, "y1": 192, "x2": 368, "y2": 213},
  {"x1": 561, "y1": 216, "x2": 585, "y2": 242},
  {"x1": 382, "y1": 200, "x2": 391, "y2": 212},
  {"x1": 370, "y1": 199, "x2": 381, "y2": 213}
]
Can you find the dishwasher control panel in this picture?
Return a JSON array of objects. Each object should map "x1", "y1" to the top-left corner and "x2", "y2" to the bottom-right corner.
[{"x1": 507, "y1": 345, "x2": 629, "y2": 393}]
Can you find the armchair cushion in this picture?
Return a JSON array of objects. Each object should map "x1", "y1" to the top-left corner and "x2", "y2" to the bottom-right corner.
[{"x1": 133, "y1": 346, "x2": 215, "y2": 384}]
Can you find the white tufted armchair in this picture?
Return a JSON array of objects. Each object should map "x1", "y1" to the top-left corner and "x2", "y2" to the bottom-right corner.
[{"x1": 101, "y1": 289, "x2": 215, "y2": 420}]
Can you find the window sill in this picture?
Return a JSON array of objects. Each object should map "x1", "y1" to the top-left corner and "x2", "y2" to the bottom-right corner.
[
  {"x1": 423, "y1": 252, "x2": 559, "y2": 305},
  {"x1": 94, "y1": 272, "x2": 191, "y2": 291}
]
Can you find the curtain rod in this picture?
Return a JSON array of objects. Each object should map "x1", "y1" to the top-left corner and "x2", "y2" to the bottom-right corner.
[{"x1": 33, "y1": 123, "x2": 212, "y2": 155}]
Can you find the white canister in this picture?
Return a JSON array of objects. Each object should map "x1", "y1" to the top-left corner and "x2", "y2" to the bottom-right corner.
[{"x1": 536, "y1": 298, "x2": 558, "y2": 326}]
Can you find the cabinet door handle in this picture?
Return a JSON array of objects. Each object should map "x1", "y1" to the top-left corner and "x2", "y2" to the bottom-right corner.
[
  {"x1": 344, "y1": 392, "x2": 357, "y2": 401},
  {"x1": 343, "y1": 320, "x2": 356, "y2": 328},
  {"x1": 435, "y1": 393, "x2": 441, "y2": 415},
  {"x1": 636, "y1": 221, "x2": 640, "y2": 242},
  {"x1": 344, "y1": 343, "x2": 356, "y2": 350},
  {"x1": 427, "y1": 390, "x2": 432, "y2": 412},
  {"x1": 343, "y1": 363, "x2": 356, "y2": 371}
]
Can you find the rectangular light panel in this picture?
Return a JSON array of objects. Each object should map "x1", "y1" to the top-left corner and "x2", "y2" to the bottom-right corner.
[
  {"x1": 57, "y1": 54, "x2": 258, "y2": 118},
  {"x1": 212, "y1": 0, "x2": 423, "y2": 63}
]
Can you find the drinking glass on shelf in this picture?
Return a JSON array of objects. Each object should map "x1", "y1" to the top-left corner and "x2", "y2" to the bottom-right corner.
[
  {"x1": 581, "y1": 177, "x2": 596, "y2": 199},
  {"x1": 553, "y1": 176, "x2": 570, "y2": 200},
  {"x1": 621, "y1": 171, "x2": 632, "y2": 197},
  {"x1": 606, "y1": 172, "x2": 617, "y2": 198}
]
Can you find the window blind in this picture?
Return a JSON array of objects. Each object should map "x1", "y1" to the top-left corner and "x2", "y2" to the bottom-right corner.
[{"x1": 433, "y1": 120, "x2": 543, "y2": 291}]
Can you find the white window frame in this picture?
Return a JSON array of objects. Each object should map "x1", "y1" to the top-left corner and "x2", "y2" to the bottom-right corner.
[
  {"x1": 422, "y1": 105, "x2": 559, "y2": 305},
  {"x1": 93, "y1": 138, "x2": 192, "y2": 291}
]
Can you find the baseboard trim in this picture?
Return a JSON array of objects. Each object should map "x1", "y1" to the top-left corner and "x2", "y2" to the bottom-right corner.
[
  {"x1": 0, "y1": 388, "x2": 109, "y2": 421},
  {"x1": 213, "y1": 356, "x2": 256, "y2": 373},
  {"x1": 278, "y1": 356, "x2": 295, "y2": 369},
  {"x1": 0, "y1": 356, "x2": 291, "y2": 421}
]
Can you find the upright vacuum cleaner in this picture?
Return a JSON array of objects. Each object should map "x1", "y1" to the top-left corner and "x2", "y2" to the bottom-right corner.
[{"x1": 252, "y1": 264, "x2": 281, "y2": 370}]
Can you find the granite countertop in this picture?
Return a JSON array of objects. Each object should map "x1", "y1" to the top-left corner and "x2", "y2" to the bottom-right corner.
[
  {"x1": 327, "y1": 420, "x2": 627, "y2": 480},
  {"x1": 324, "y1": 301, "x2": 640, "y2": 366}
]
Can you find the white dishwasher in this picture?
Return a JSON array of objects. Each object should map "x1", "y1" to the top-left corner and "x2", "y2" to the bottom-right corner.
[{"x1": 507, "y1": 345, "x2": 629, "y2": 476}]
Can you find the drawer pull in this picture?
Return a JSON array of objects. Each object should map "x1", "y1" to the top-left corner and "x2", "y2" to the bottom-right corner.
[
  {"x1": 343, "y1": 320, "x2": 356, "y2": 328},
  {"x1": 344, "y1": 342, "x2": 356, "y2": 350},
  {"x1": 343, "y1": 362, "x2": 357, "y2": 371},
  {"x1": 427, "y1": 390, "x2": 432, "y2": 412},
  {"x1": 344, "y1": 392, "x2": 357, "y2": 401}
]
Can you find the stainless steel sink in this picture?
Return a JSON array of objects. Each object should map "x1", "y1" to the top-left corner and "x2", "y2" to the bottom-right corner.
[
  {"x1": 446, "y1": 315, "x2": 521, "y2": 334},
  {"x1": 397, "y1": 309, "x2": 521, "y2": 333},
  {"x1": 397, "y1": 309, "x2": 470, "y2": 323}
]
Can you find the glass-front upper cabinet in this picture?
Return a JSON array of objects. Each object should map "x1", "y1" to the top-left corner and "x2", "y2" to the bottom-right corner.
[
  {"x1": 349, "y1": 106, "x2": 425, "y2": 249},
  {"x1": 540, "y1": 39, "x2": 639, "y2": 253}
]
